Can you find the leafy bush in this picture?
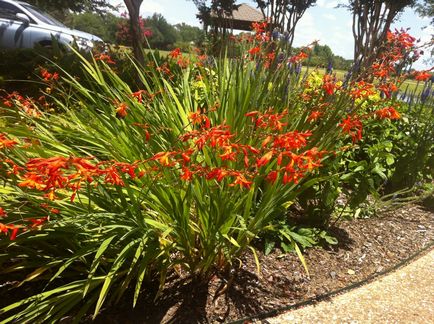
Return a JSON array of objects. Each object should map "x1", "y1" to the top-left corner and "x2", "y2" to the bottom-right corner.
[{"x1": 0, "y1": 26, "x2": 431, "y2": 321}]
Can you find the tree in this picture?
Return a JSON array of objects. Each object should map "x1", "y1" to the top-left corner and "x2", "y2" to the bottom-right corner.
[
  {"x1": 254, "y1": 0, "x2": 317, "y2": 48},
  {"x1": 123, "y1": 0, "x2": 145, "y2": 65},
  {"x1": 414, "y1": 0, "x2": 434, "y2": 24},
  {"x1": 24, "y1": 0, "x2": 115, "y2": 19},
  {"x1": 304, "y1": 44, "x2": 353, "y2": 70},
  {"x1": 64, "y1": 12, "x2": 123, "y2": 44},
  {"x1": 116, "y1": 14, "x2": 152, "y2": 47},
  {"x1": 175, "y1": 23, "x2": 205, "y2": 43},
  {"x1": 414, "y1": 0, "x2": 434, "y2": 64},
  {"x1": 192, "y1": 0, "x2": 239, "y2": 34},
  {"x1": 344, "y1": 0, "x2": 416, "y2": 77},
  {"x1": 146, "y1": 14, "x2": 178, "y2": 49}
]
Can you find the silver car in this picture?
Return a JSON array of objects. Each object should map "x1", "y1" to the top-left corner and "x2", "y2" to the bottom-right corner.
[{"x1": 0, "y1": 0, "x2": 103, "y2": 51}]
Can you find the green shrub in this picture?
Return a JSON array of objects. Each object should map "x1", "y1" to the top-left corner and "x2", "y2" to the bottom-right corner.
[{"x1": 0, "y1": 28, "x2": 430, "y2": 322}]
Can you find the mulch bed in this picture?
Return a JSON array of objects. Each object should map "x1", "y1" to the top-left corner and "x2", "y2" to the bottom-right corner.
[{"x1": 95, "y1": 203, "x2": 434, "y2": 324}]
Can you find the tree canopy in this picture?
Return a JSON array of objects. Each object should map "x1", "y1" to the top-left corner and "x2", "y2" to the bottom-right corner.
[
  {"x1": 255, "y1": 0, "x2": 317, "y2": 47},
  {"x1": 343, "y1": 0, "x2": 417, "y2": 77},
  {"x1": 415, "y1": 0, "x2": 434, "y2": 24},
  {"x1": 64, "y1": 12, "x2": 122, "y2": 44},
  {"x1": 24, "y1": 0, "x2": 115, "y2": 17}
]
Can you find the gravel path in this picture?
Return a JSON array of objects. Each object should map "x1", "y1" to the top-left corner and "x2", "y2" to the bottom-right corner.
[{"x1": 266, "y1": 248, "x2": 434, "y2": 323}]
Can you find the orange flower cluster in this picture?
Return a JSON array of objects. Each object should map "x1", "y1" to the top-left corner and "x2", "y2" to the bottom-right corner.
[
  {"x1": 251, "y1": 21, "x2": 269, "y2": 41},
  {"x1": 377, "y1": 82, "x2": 398, "y2": 99},
  {"x1": 0, "y1": 214, "x2": 51, "y2": 240},
  {"x1": 95, "y1": 53, "x2": 116, "y2": 65},
  {"x1": 115, "y1": 101, "x2": 129, "y2": 118},
  {"x1": 1, "y1": 91, "x2": 41, "y2": 117},
  {"x1": 350, "y1": 81, "x2": 376, "y2": 99},
  {"x1": 155, "y1": 62, "x2": 173, "y2": 79},
  {"x1": 339, "y1": 115, "x2": 363, "y2": 143},
  {"x1": 248, "y1": 46, "x2": 261, "y2": 56},
  {"x1": 189, "y1": 108, "x2": 211, "y2": 129},
  {"x1": 14, "y1": 156, "x2": 140, "y2": 203},
  {"x1": 0, "y1": 133, "x2": 18, "y2": 149},
  {"x1": 371, "y1": 62, "x2": 396, "y2": 79},
  {"x1": 386, "y1": 29, "x2": 416, "y2": 50},
  {"x1": 307, "y1": 110, "x2": 323, "y2": 122},
  {"x1": 40, "y1": 68, "x2": 59, "y2": 81},
  {"x1": 0, "y1": 222, "x2": 20, "y2": 240},
  {"x1": 149, "y1": 109, "x2": 326, "y2": 188},
  {"x1": 414, "y1": 70, "x2": 432, "y2": 82},
  {"x1": 288, "y1": 51, "x2": 309, "y2": 64},
  {"x1": 169, "y1": 48, "x2": 181, "y2": 59},
  {"x1": 371, "y1": 29, "x2": 416, "y2": 80},
  {"x1": 168, "y1": 48, "x2": 190, "y2": 68},
  {"x1": 375, "y1": 106, "x2": 400, "y2": 120},
  {"x1": 322, "y1": 74, "x2": 338, "y2": 95},
  {"x1": 245, "y1": 109, "x2": 288, "y2": 131}
]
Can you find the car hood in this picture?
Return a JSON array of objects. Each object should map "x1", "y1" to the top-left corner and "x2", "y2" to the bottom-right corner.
[{"x1": 42, "y1": 24, "x2": 103, "y2": 42}]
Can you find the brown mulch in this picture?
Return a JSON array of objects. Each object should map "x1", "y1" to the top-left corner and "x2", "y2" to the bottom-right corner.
[{"x1": 95, "y1": 204, "x2": 434, "y2": 324}]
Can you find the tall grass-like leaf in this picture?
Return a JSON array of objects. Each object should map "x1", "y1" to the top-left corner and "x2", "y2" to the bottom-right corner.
[{"x1": 83, "y1": 235, "x2": 117, "y2": 297}]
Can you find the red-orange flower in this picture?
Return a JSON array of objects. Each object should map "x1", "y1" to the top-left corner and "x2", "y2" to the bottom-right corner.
[
  {"x1": 266, "y1": 170, "x2": 278, "y2": 183},
  {"x1": 189, "y1": 109, "x2": 211, "y2": 129},
  {"x1": 322, "y1": 75, "x2": 336, "y2": 95},
  {"x1": 169, "y1": 48, "x2": 181, "y2": 59},
  {"x1": 257, "y1": 151, "x2": 273, "y2": 168},
  {"x1": 220, "y1": 146, "x2": 237, "y2": 161},
  {"x1": 115, "y1": 102, "x2": 128, "y2": 118},
  {"x1": 273, "y1": 131, "x2": 312, "y2": 150},
  {"x1": 289, "y1": 51, "x2": 309, "y2": 64},
  {"x1": 95, "y1": 54, "x2": 115, "y2": 64},
  {"x1": 375, "y1": 107, "x2": 400, "y2": 120},
  {"x1": 131, "y1": 90, "x2": 146, "y2": 103},
  {"x1": 180, "y1": 167, "x2": 193, "y2": 181},
  {"x1": 206, "y1": 168, "x2": 229, "y2": 182},
  {"x1": 307, "y1": 110, "x2": 322, "y2": 122},
  {"x1": 99, "y1": 165, "x2": 125, "y2": 186},
  {"x1": 350, "y1": 81, "x2": 375, "y2": 99},
  {"x1": 0, "y1": 133, "x2": 18, "y2": 149},
  {"x1": 0, "y1": 207, "x2": 6, "y2": 218},
  {"x1": 0, "y1": 222, "x2": 20, "y2": 240},
  {"x1": 28, "y1": 216, "x2": 49, "y2": 228},
  {"x1": 40, "y1": 68, "x2": 59, "y2": 81},
  {"x1": 339, "y1": 115, "x2": 363, "y2": 143},
  {"x1": 414, "y1": 71, "x2": 432, "y2": 82},
  {"x1": 152, "y1": 151, "x2": 174, "y2": 166},
  {"x1": 251, "y1": 21, "x2": 267, "y2": 34},
  {"x1": 378, "y1": 82, "x2": 398, "y2": 99},
  {"x1": 18, "y1": 172, "x2": 46, "y2": 190},
  {"x1": 248, "y1": 46, "x2": 261, "y2": 56},
  {"x1": 230, "y1": 172, "x2": 253, "y2": 189}
]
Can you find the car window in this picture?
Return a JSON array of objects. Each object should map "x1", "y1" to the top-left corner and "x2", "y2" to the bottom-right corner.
[
  {"x1": 0, "y1": 1, "x2": 23, "y2": 20},
  {"x1": 21, "y1": 3, "x2": 65, "y2": 27}
]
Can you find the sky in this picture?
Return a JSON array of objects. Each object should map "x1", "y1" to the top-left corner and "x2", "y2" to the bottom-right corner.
[{"x1": 109, "y1": 0, "x2": 433, "y2": 69}]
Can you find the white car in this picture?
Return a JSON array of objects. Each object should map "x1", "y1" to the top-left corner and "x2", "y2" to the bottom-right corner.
[{"x1": 0, "y1": 0, "x2": 103, "y2": 51}]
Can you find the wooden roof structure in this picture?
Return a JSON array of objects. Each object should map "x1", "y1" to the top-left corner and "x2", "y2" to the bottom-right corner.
[{"x1": 209, "y1": 3, "x2": 265, "y2": 31}]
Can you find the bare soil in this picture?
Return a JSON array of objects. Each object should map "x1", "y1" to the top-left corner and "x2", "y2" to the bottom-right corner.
[{"x1": 95, "y1": 204, "x2": 434, "y2": 323}]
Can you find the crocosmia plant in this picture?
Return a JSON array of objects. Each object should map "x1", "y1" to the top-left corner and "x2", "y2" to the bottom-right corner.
[{"x1": 0, "y1": 22, "x2": 431, "y2": 322}]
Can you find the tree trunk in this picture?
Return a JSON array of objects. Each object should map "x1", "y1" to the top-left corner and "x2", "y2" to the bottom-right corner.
[{"x1": 124, "y1": 0, "x2": 145, "y2": 66}]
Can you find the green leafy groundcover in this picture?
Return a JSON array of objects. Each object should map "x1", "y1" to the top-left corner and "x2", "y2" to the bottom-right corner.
[{"x1": 0, "y1": 25, "x2": 433, "y2": 322}]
